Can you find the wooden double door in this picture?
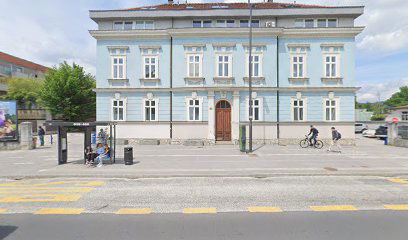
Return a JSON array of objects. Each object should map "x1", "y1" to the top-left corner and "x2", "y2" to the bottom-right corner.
[{"x1": 215, "y1": 100, "x2": 231, "y2": 141}]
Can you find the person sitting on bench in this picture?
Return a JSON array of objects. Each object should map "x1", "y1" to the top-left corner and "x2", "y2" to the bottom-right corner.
[
  {"x1": 84, "y1": 146, "x2": 95, "y2": 165},
  {"x1": 95, "y1": 143, "x2": 106, "y2": 167}
]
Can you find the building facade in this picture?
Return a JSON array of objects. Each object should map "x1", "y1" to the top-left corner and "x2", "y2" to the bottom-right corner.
[{"x1": 89, "y1": 1, "x2": 364, "y2": 144}]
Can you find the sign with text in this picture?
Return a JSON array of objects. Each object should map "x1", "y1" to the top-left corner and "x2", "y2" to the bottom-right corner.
[{"x1": 0, "y1": 100, "x2": 18, "y2": 141}]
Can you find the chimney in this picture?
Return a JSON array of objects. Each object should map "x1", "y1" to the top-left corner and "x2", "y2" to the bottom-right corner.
[
  {"x1": 168, "y1": 0, "x2": 174, "y2": 4},
  {"x1": 267, "y1": 0, "x2": 274, "y2": 2}
]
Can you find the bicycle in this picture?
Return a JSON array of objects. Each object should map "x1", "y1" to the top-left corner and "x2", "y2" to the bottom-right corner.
[{"x1": 299, "y1": 135, "x2": 324, "y2": 149}]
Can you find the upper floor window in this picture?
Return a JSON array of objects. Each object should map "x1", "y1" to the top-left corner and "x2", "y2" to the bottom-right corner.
[
  {"x1": 288, "y1": 46, "x2": 308, "y2": 78},
  {"x1": 321, "y1": 45, "x2": 342, "y2": 78},
  {"x1": 187, "y1": 55, "x2": 202, "y2": 78},
  {"x1": 141, "y1": 47, "x2": 160, "y2": 80},
  {"x1": 216, "y1": 20, "x2": 235, "y2": 27},
  {"x1": 112, "y1": 57, "x2": 125, "y2": 79},
  {"x1": 216, "y1": 55, "x2": 232, "y2": 78},
  {"x1": 193, "y1": 20, "x2": 212, "y2": 28},
  {"x1": 295, "y1": 18, "x2": 338, "y2": 28},
  {"x1": 318, "y1": 19, "x2": 338, "y2": 28},
  {"x1": 325, "y1": 55, "x2": 338, "y2": 78},
  {"x1": 247, "y1": 55, "x2": 262, "y2": 77},
  {"x1": 240, "y1": 20, "x2": 260, "y2": 28},
  {"x1": 114, "y1": 20, "x2": 154, "y2": 30}
]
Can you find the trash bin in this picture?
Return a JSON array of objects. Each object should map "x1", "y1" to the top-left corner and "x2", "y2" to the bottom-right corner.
[
  {"x1": 124, "y1": 147, "x2": 133, "y2": 165},
  {"x1": 91, "y1": 132, "x2": 96, "y2": 144},
  {"x1": 239, "y1": 125, "x2": 246, "y2": 152},
  {"x1": 384, "y1": 137, "x2": 388, "y2": 145}
]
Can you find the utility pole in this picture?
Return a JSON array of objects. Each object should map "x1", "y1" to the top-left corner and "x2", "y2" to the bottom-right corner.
[{"x1": 248, "y1": 0, "x2": 253, "y2": 153}]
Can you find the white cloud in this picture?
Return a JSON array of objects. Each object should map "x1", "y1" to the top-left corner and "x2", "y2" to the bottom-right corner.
[{"x1": 357, "y1": 78, "x2": 408, "y2": 103}]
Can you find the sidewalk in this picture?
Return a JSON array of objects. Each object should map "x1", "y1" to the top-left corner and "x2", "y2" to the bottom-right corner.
[{"x1": 0, "y1": 134, "x2": 408, "y2": 179}]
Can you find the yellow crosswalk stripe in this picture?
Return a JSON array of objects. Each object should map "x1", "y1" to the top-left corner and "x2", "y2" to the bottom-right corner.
[
  {"x1": 0, "y1": 187, "x2": 93, "y2": 193},
  {"x1": 388, "y1": 178, "x2": 408, "y2": 184},
  {"x1": 248, "y1": 207, "x2": 283, "y2": 213},
  {"x1": 310, "y1": 205, "x2": 357, "y2": 212},
  {"x1": 384, "y1": 205, "x2": 408, "y2": 210},
  {"x1": 116, "y1": 208, "x2": 152, "y2": 215},
  {"x1": 34, "y1": 208, "x2": 84, "y2": 215},
  {"x1": 0, "y1": 208, "x2": 7, "y2": 213},
  {"x1": 183, "y1": 208, "x2": 217, "y2": 214},
  {"x1": 75, "y1": 181, "x2": 104, "y2": 187},
  {"x1": 0, "y1": 194, "x2": 81, "y2": 202}
]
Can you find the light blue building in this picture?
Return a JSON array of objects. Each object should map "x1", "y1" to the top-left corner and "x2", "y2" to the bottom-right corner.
[{"x1": 89, "y1": 1, "x2": 364, "y2": 144}]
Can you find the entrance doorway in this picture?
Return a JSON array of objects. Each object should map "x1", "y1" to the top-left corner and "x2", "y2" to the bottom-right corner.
[{"x1": 215, "y1": 100, "x2": 231, "y2": 141}]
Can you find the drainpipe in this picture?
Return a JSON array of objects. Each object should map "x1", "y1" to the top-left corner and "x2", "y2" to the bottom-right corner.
[
  {"x1": 276, "y1": 35, "x2": 280, "y2": 143},
  {"x1": 170, "y1": 18, "x2": 174, "y2": 140}
]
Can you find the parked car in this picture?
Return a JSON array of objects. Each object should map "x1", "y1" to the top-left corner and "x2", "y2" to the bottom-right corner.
[
  {"x1": 362, "y1": 129, "x2": 376, "y2": 138},
  {"x1": 355, "y1": 123, "x2": 368, "y2": 133},
  {"x1": 375, "y1": 126, "x2": 388, "y2": 139}
]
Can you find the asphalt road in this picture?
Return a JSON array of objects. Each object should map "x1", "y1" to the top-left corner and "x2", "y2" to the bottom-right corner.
[{"x1": 1, "y1": 211, "x2": 408, "y2": 240}]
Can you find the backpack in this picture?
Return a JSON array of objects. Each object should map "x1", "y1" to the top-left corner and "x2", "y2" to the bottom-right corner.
[{"x1": 337, "y1": 132, "x2": 342, "y2": 140}]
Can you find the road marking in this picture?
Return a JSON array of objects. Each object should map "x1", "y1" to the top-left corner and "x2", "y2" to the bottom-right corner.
[
  {"x1": 13, "y1": 163, "x2": 34, "y2": 165},
  {"x1": 248, "y1": 207, "x2": 283, "y2": 213},
  {"x1": 183, "y1": 208, "x2": 217, "y2": 214},
  {"x1": 75, "y1": 181, "x2": 105, "y2": 187},
  {"x1": 0, "y1": 194, "x2": 82, "y2": 202},
  {"x1": 34, "y1": 208, "x2": 84, "y2": 215},
  {"x1": 0, "y1": 187, "x2": 93, "y2": 193},
  {"x1": 388, "y1": 178, "x2": 408, "y2": 184},
  {"x1": 0, "y1": 208, "x2": 7, "y2": 213},
  {"x1": 116, "y1": 208, "x2": 152, "y2": 215},
  {"x1": 384, "y1": 205, "x2": 408, "y2": 210},
  {"x1": 310, "y1": 205, "x2": 358, "y2": 212}
]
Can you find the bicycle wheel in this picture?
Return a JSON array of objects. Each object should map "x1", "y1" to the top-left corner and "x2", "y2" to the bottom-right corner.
[
  {"x1": 299, "y1": 139, "x2": 309, "y2": 148},
  {"x1": 314, "y1": 140, "x2": 324, "y2": 149}
]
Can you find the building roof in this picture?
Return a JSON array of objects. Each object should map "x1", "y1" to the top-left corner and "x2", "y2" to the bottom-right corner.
[
  {"x1": 393, "y1": 105, "x2": 408, "y2": 110},
  {"x1": 0, "y1": 51, "x2": 49, "y2": 72},
  {"x1": 124, "y1": 2, "x2": 332, "y2": 11}
]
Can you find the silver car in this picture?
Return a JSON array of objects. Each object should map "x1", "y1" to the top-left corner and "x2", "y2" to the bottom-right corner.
[{"x1": 355, "y1": 123, "x2": 368, "y2": 133}]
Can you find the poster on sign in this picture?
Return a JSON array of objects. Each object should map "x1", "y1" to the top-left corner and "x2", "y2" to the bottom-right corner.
[{"x1": 0, "y1": 100, "x2": 18, "y2": 141}]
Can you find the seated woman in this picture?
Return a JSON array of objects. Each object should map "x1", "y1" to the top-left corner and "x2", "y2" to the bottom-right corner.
[
  {"x1": 84, "y1": 146, "x2": 95, "y2": 165},
  {"x1": 104, "y1": 144, "x2": 111, "y2": 159},
  {"x1": 95, "y1": 143, "x2": 106, "y2": 167}
]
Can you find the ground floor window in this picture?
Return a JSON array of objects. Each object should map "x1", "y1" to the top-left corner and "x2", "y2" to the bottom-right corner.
[
  {"x1": 144, "y1": 99, "x2": 157, "y2": 121},
  {"x1": 112, "y1": 99, "x2": 126, "y2": 121},
  {"x1": 248, "y1": 98, "x2": 263, "y2": 121},
  {"x1": 187, "y1": 98, "x2": 201, "y2": 121},
  {"x1": 402, "y1": 111, "x2": 408, "y2": 121},
  {"x1": 293, "y1": 99, "x2": 305, "y2": 121},
  {"x1": 324, "y1": 99, "x2": 338, "y2": 121}
]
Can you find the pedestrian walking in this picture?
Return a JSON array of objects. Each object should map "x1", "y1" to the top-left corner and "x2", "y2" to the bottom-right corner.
[
  {"x1": 328, "y1": 127, "x2": 342, "y2": 153},
  {"x1": 38, "y1": 126, "x2": 45, "y2": 146}
]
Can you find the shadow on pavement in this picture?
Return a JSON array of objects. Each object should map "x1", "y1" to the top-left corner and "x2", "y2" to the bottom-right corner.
[{"x1": 0, "y1": 225, "x2": 18, "y2": 240}]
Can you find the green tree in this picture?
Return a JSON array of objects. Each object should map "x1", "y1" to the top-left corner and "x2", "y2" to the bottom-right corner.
[
  {"x1": 385, "y1": 86, "x2": 408, "y2": 107},
  {"x1": 1, "y1": 78, "x2": 43, "y2": 109},
  {"x1": 39, "y1": 62, "x2": 96, "y2": 121}
]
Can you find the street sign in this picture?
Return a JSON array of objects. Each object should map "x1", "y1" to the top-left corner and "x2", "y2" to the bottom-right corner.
[{"x1": 392, "y1": 117, "x2": 399, "y2": 124}]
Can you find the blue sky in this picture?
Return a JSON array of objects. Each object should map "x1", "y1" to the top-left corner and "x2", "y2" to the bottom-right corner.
[{"x1": 1, "y1": 0, "x2": 407, "y2": 102}]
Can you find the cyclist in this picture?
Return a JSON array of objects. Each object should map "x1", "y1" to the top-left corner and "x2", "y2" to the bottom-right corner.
[{"x1": 308, "y1": 125, "x2": 319, "y2": 146}]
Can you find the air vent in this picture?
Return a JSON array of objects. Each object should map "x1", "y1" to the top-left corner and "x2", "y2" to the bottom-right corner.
[{"x1": 212, "y1": 5, "x2": 229, "y2": 9}]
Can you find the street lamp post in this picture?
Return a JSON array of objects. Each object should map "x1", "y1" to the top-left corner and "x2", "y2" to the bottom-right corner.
[{"x1": 248, "y1": 0, "x2": 253, "y2": 153}]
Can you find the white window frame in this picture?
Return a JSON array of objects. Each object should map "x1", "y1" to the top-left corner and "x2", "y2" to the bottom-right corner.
[
  {"x1": 193, "y1": 20, "x2": 212, "y2": 28},
  {"x1": 142, "y1": 55, "x2": 159, "y2": 79},
  {"x1": 323, "y1": 97, "x2": 340, "y2": 122},
  {"x1": 113, "y1": 21, "x2": 124, "y2": 30},
  {"x1": 216, "y1": 54, "x2": 232, "y2": 78},
  {"x1": 185, "y1": 97, "x2": 203, "y2": 121},
  {"x1": 186, "y1": 54, "x2": 203, "y2": 78},
  {"x1": 143, "y1": 98, "x2": 159, "y2": 121},
  {"x1": 240, "y1": 19, "x2": 260, "y2": 28},
  {"x1": 111, "y1": 98, "x2": 127, "y2": 121},
  {"x1": 111, "y1": 56, "x2": 126, "y2": 79},
  {"x1": 291, "y1": 98, "x2": 307, "y2": 121},
  {"x1": 290, "y1": 54, "x2": 307, "y2": 78},
  {"x1": 402, "y1": 111, "x2": 408, "y2": 121},
  {"x1": 246, "y1": 53, "x2": 263, "y2": 78},
  {"x1": 323, "y1": 54, "x2": 340, "y2": 78},
  {"x1": 246, "y1": 97, "x2": 264, "y2": 121}
]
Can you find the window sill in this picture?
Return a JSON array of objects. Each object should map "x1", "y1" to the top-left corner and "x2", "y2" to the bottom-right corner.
[
  {"x1": 321, "y1": 77, "x2": 343, "y2": 81},
  {"x1": 140, "y1": 78, "x2": 160, "y2": 82},
  {"x1": 184, "y1": 77, "x2": 205, "y2": 86},
  {"x1": 288, "y1": 77, "x2": 309, "y2": 81},
  {"x1": 108, "y1": 78, "x2": 129, "y2": 87},
  {"x1": 213, "y1": 77, "x2": 234, "y2": 85}
]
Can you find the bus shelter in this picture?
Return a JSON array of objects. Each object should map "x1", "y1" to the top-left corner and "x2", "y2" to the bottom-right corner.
[{"x1": 44, "y1": 121, "x2": 117, "y2": 165}]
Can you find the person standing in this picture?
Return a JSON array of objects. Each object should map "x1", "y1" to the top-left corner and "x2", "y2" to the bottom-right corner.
[
  {"x1": 328, "y1": 127, "x2": 342, "y2": 153},
  {"x1": 38, "y1": 126, "x2": 45, "y2": 146},
  {"x1": 308, "y1": 125, "x2": 319, "y2": 146}
]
